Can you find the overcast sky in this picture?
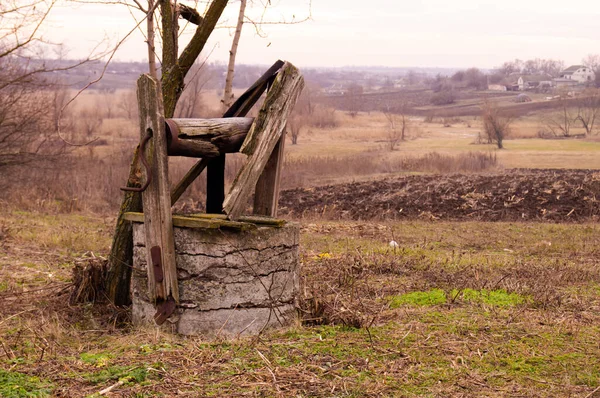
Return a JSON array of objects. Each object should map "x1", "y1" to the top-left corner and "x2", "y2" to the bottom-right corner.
[{"x1": 44, "y1": 0, "x2": 600, "y2": 69}]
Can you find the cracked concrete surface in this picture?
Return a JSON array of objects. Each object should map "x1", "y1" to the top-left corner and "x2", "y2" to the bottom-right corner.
[{"x1": 131, "y1": 222, "x2": 300, "y2": 337}]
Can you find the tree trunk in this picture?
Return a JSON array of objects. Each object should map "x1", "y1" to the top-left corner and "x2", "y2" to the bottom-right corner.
[
  {"x1": 163, "y1": 0, "x2": 229, "y2": 118},
  {"x1": 222, "y1": 0, "x2": 246, "y2": 111},
  {"x1": 105, "y1": 147, "x2": 143, "y2": 306},
  {"x1": 106, "y1": 0, "x2": 229, "y2": 306},
  {"x1": 147, "y1": 0, "x2": 158, "y2": 79}
]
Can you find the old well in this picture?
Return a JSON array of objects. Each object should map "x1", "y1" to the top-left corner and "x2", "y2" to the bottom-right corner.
[{"x1": 130, "y1": 217, "x2": 300, "y2": 337}]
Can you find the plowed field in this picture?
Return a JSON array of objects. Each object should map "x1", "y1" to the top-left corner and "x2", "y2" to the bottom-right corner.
[{"x1": 279, "y1": 169, "x2": 600, "y2": 222}]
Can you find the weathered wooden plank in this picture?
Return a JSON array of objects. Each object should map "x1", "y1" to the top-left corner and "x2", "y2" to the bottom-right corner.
[
  {"x1": 172, "y1": 117, "x2": 254, "y2": 138},
  {"x1": 137, "y1": 74, "x2": 179, "y2": 306},
  {"x1": 124, "y1": 212, "x2": 255, "y2": 231},
  {"x1": 188, "y1": 213, "x2": 287, "y2": 227},
  {"x1": 166, "y1": 117, "x2": 254, "y2": 158},
  {"x1": 223, "y1": 62, "x2": 304, "y2": 220},
  {"x1": 253, "y1": 131, "x2": 286, "y2": 217}
]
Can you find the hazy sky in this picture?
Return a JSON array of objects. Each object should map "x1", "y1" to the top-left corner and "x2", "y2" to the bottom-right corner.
[{"x1": 44, "y1": 0, "x2": 600, "y2": 68}]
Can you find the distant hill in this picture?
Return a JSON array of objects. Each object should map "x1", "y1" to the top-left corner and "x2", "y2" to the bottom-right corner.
[{"x1": 35, "y1": 59, "x2": 466, "y2": 91}]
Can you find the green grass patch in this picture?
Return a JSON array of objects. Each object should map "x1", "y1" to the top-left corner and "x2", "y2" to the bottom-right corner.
[
  {"x1": 0, "y1": 369, "x2": 54, "y2": 397},
  {"x1": 83, "y1": 365, "x2": 148, "y2": 384},
  {"x1": 390, "y1": 289, "x2": 447, "y2": 307},
  {"x1": 459, "y1": 288, "x2": 530, "y2": 306},
  {"x1": 80, "y1": 352, "x2": 113, "y2": 367},
  {"x1": 390, "y1": 288, "x2": 529, "y2": 308}
]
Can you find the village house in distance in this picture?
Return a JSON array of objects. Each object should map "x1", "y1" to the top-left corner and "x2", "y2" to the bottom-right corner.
[
  {"x1": 490, "y1": 65, "x2": 596, "y2": 92},
  {"x1": 553, "y1": 65, "x2": 596, "y2": 87}
]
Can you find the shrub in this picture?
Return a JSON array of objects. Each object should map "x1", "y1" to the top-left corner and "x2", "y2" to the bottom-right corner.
[
  {"x1": 430, "y1": 90, "x2": 455, "y2": 105},
  {"x1": 309, "y1": 105, "x2": 338, "y2": 128}
]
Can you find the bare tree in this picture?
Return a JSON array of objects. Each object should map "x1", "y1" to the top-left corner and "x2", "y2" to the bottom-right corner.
[
  {"x1": 383, "y1": 103, "x2": 409, "y2": 150},
  {"x1": 0, "y1": 1, "x2": 63, "y2": 171},
  {"x1": 78, "y1": 108, "x2": 103, "y2": 139},
  {"x1": 118, "y1": 89, "x2": 138, "y2": 120},
  {"x1": 575, "y1": 89, "x2": 600, "y2": 135},
  {"x1": 498, "y1": 58, "x2": 564, "y2": 77},
  {"x1": 285, "y1": 82, "x2": 317, "y2": 145},
  {"x1": 522, "y1": 58, "x2": 565, "y2": 76},
  {"x1": 50, "y1": 82, "x2": 71, "y2": 133},
  {"x1": 0, "y1": 0, "x2": 105, "y2": 172},
  {"x1": 287, "y1": 114, "x2": 304, "y2": 145},
  {"x1": 176, "y1": 61, "x2": 214, "y2": 118},
  {"x1": 542, "y1": 94, "x2": 576, "y2": 137},
  {"x1": 344, "y1": 83, "x2": 363, "y2": 117},
  {"x1": 222, "y1": 0, "x2": 246, "y2": 110},
  {"x1": 0, "y1": 59, "x2": 59, "y2": 169},
  {"x1": 99, "y1": 89, "x2": 115, "y2": 119},
  {"x1": 582, "y1": 54, "x2": 600, "y2": 88},
  {"x1": 498, "y1": 59, "x2": 524, "y2": 76},
  {"x1": 482, "y1": 100, "x2": 512, "y2": 149}
]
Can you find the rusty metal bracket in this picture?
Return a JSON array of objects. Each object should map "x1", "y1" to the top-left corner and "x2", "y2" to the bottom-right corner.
[
  {"x1": 154, "y1": 297, "x2": 177, "y2": 325},
  {"x1": 150, "y1": 245, "x2": 164, "y2": 283},
  {"x1": 121, "y1": 130, "x2": 153, "y2": 192},
  {"x1": 164, "y1": 119, "x2": 186, "y2": 157}
]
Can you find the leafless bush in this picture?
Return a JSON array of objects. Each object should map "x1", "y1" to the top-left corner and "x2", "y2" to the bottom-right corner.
[
  {"x1": 77, "y1": 108, "x2": 103, "y2": 139},
  {"x1": 424, "y1": 113, "x2": 436, "y2": 123},
  {"x1": 118, "y1": 89, "x2": 138, "y2": 120},
  {"x1": 343, "y1": 83, "x2": 363, "y2": 117},
  {"x1": 308, "y1": 105, "x2": 337, "y2": 128},
  {"x1": 442, "y1": 116, "x2": 463, "y2": 127},
  {"x1": 299, "y1": 253, "x2": 384, "y2": 328},
  {"x1": 99, "y1": 89, "x2": 115, "y2": 119},
  {"x1": 430, "y1": 90, "x2": 455, "y2": 105},
  {"x1": 575, "y1": 88, "x2": 600, "y2": 135},
  {"x1": 383, "y1": 103, "x2": 409, "y2": 150},
  {"x1": 482, "y1": 100, "x2": 513, "y2": 149},
  {"x1": 0, "y1": 58, "x2": 64, "y2": 170}
]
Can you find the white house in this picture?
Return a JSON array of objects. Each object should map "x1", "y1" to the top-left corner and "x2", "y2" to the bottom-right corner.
[
  {"x1": 513, "y1": 75, "x2": 553, "y2": 91},
  {"x1": 557, "y1": 65, "x2": 595, "y2": 84}
]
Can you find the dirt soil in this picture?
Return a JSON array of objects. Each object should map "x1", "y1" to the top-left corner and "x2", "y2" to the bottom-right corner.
[{"x1": 279, "y1": 169, "x2": 600, "y2": 222}]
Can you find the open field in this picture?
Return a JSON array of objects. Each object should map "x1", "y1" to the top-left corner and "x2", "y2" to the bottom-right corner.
[
  {"x1": 283, "y1": 110, "x2": 600, "y2": 170},
  {"x1": 1, "y1": 209, "x2": 600, "y2": 397},
  {"x1": 63, "y1": 89, "x2": 600, "y2": 177},
  {"x1": 280, "y1": 169, "x2": 600, "y2": 222},
  {"x1": 2, "y1": 88, "x2": 600, "y2": 397}
]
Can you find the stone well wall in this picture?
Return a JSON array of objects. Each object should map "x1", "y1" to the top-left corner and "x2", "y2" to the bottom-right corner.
[{"x1": 131, "y1": 222, "x2": 300, "y2": 337}]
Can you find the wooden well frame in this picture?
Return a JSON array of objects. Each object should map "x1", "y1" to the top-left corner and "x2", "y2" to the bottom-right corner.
[{"x1": 123, "y1": 60, "x2": 304, "y2": 324}]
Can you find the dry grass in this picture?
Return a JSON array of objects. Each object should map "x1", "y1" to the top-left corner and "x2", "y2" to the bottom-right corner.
[
  {"x1": 1, "y1": 210, "x2": 600, "y2": 396},
  {"x1": 282, "y1": 151, "x2": 497, "y2": 188},
  {"x1": 4, "y1": 89, "x2": 599, "y2": 215}
]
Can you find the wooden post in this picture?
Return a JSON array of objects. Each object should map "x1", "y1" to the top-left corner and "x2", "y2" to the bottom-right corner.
[
  {"x1": 223, "y1": 62, "x2": 304, "y2": 220},
  {"x1": 253, "y1": 131, "x2": 286, "y2": 217},
  {"x1": 137, "y1": 75, "x2": 179, "y2": 324},
  {"x1": 206, "y1": 154, "x2": 226, "y2": 214}
]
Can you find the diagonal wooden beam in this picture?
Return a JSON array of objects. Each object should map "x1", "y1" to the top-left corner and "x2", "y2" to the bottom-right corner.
[
  {"x1": 170, "y1": 60, "x2": 285, "y2": 207},
  {"x1": 223, "y1": 62, "x2": 304, "y2": 220}
]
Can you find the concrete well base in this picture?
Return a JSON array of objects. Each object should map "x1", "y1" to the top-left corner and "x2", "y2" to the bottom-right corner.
[{"x1": 131, "y1": 221, "x2": 300, "y2": 338}]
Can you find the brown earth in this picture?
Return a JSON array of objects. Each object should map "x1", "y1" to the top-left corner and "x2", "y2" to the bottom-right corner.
[{"x1": 279, "y1": 169, "x2": 600, "y2": 222}]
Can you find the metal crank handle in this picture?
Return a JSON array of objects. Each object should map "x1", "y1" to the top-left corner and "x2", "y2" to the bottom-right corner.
[{"x1": 120, "y1": 132, "x2": 153, "y2": 192}]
